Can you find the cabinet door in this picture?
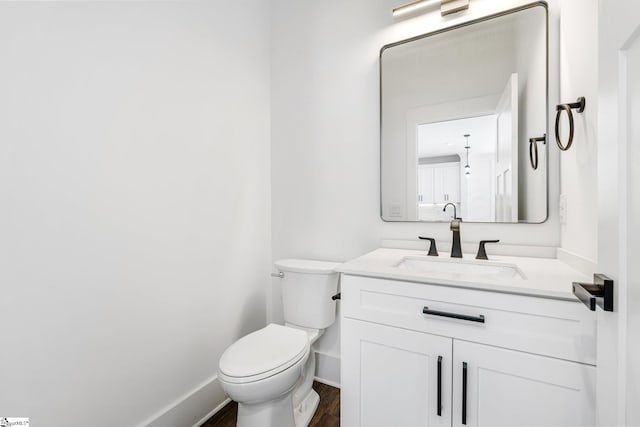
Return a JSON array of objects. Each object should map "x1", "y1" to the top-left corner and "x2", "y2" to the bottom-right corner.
[
  {"x1": 434, "y1": 164, "x2": 460, "y2": 203},
  {"x1": 418, "y1": 165, "x2": 435, "y2": 204},
  {"x1": 452, "y1": 341, "x2": 596, "y2": 427},
  {"x1": 442, "y1": 165, "x2": 460, "y2": 203},
  {"x1": 341, "y1": 318, "x2": 452, "y2": 427},
  {"x1": 434, "y1": 166, "x2": 446, "y2": 204}
]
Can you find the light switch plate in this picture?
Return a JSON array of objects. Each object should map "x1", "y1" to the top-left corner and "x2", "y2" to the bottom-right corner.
[{"x1": 559, "y1": 194, "x2": 567, "y2": 224}]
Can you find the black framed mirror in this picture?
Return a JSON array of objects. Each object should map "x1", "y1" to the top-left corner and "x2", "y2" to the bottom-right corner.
[{"x1": 380, "y1": 2, "x2": 548, "y2": 223}]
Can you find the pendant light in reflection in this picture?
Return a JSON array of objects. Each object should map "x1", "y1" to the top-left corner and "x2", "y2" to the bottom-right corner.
[{"x1": 464, "y1": 134, "x2": 471, "y2": 177}]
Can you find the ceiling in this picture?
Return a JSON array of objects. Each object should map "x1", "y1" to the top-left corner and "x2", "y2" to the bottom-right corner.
[{"x1": 417, "y1": 114, "x2": 497, "y2": 158}]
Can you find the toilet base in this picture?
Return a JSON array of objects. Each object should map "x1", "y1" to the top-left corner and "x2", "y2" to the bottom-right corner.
[
  {"x1": 236, "y1": 392, "x2": 295, "y2": 427},
  {"x1": 293, "y1": 389, "x2": 320, "y2": 427}
]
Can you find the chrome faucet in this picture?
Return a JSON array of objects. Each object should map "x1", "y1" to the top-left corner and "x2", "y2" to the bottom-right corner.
[{"x1": 443, "y1": 203, "x2": 462, "y2": 258}]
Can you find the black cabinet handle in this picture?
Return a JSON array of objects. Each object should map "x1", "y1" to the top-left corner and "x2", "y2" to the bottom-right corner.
[
  {"x1": 423, "y1": 307, "x2": 485, "y2": 323},
  {"x1": 437, "y1": 355, "x2": 442, "y2": 416},
  {"x1": 462, "y1": 361, "x2": 468, "y2": 425},
  {"x1": 331, "y1": 292, "x2": 341, "y2": 300}
]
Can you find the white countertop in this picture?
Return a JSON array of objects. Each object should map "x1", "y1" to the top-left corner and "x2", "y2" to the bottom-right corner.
[{"x1": 336, "y1": 248, "x2": 591, "y2": 301}]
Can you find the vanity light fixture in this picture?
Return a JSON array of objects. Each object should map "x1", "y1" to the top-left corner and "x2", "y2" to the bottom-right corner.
[
  {"x1": 392, "y1": 0, "x2": 438, "y2": 17},
  {"x1": 441, "y1": 0, "x2": 470, "y2": 16},
  {"x1": 392, "y1": 0, "x2": 469, "y2": 17},
  {"x1": 464, "y1": 134, "x2": 471, "y2": 177}
]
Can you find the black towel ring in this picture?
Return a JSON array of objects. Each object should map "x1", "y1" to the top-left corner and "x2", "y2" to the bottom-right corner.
[
  {"x1": 555, "y1": 97, "x2": 586, "y2": 151},
  {"x1": 529, "y1": 135, "x2": 546, "y2": 170}
]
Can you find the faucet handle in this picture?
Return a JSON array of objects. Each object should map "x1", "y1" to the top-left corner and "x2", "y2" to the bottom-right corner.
[
  {"x1": 476, "y1": 240, "x2": 500, "y2": 260},
  {"x1": 419, "y1": 237, "x2": 439, "y2": 256}
]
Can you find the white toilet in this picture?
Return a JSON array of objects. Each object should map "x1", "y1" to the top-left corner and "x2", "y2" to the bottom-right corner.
[{"x1": 218, "y1": 259, "x2": 340, "y2": 427}]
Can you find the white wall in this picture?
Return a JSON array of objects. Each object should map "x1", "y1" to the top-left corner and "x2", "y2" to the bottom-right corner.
[
  {"x1": 0, "y1": 2, "x2": 271, "y2": 426},
  {"x1": 515, "y1": 8, "x2": 548, "y2": 222},
  {"x1": 271, "y1": 0, "x2": 562, "y2": 375},
  {"x1": 558, "y1": 0, "x2": 599, "y2": 264}
]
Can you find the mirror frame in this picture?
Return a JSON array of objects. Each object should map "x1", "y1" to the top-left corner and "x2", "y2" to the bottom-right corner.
[{"x1": 379, "y1": 1, "x2": 549, "y2": 224}]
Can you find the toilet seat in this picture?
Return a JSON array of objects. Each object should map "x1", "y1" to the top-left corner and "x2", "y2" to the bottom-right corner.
[{"x1": 219, "y1": 324, "x2": 309, "y2": 384}]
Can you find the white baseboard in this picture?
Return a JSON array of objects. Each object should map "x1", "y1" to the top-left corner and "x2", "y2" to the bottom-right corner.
[
  {"x1": 315, "y1": 351, "x2": 340, "y2": 388},
  {"x1": 141, "y1": 374, "x2": 228, "y2": 427},
  {"x1": 141, "y1": 353, "x2": 340, "y2": 427},
  {"x1": 314, "y1": 376, "x2": 341, "y2": 389},
  {"x1": 193, "y1": 397, "x2": 231, "y2": 427}
]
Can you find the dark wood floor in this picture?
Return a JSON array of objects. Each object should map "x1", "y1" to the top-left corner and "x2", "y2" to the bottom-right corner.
[{"x1": 202, "y1": 381, "x2": 339, "y2": 427}]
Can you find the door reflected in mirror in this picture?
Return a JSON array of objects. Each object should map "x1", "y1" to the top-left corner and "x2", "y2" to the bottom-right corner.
[{"x1": 380, "y1": 3, "x2": 548, "y2": 223}]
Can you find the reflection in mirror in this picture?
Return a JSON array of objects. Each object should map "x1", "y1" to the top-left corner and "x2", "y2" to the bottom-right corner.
[
  {"x1": 417, "y1": 116, "x2": 498, "y2": 222},
  {"x1": 380, "y1": 3, "x2": 548, "y2": 223}
]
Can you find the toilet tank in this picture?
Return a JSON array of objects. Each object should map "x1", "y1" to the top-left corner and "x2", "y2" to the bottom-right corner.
[{"x1": 274, "y1": 259, "x2": 340, "y2": 329}]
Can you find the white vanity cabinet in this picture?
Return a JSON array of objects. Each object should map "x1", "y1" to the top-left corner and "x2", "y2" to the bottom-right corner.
[
  {"x1": 340, "y1": 275, "x2": 596, "y2": 427},
  {"x1": 452, "y1": 341, "x2": 596, "y2": 427},
  {"x1": 342, "y1": 318, "x2": 453, "y2": 427}
]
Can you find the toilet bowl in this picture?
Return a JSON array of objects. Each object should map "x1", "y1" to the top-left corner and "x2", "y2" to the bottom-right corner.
[
  {"x1": 218, "y1": 259, "x2": 340, "y2": 427},
  {"x1": 218, "y1": 324, "x2": 311, "y2": 427}
]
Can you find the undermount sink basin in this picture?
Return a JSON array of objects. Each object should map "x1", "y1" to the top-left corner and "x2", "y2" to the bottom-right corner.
[{"x1": 396, "y1": 256, "x2": 526, "y2": 280}]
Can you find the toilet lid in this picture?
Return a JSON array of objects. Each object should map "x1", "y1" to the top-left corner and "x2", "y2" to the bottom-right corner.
[{"x1": 219, "y1": 324, "x2": 309, "y2": 382}]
